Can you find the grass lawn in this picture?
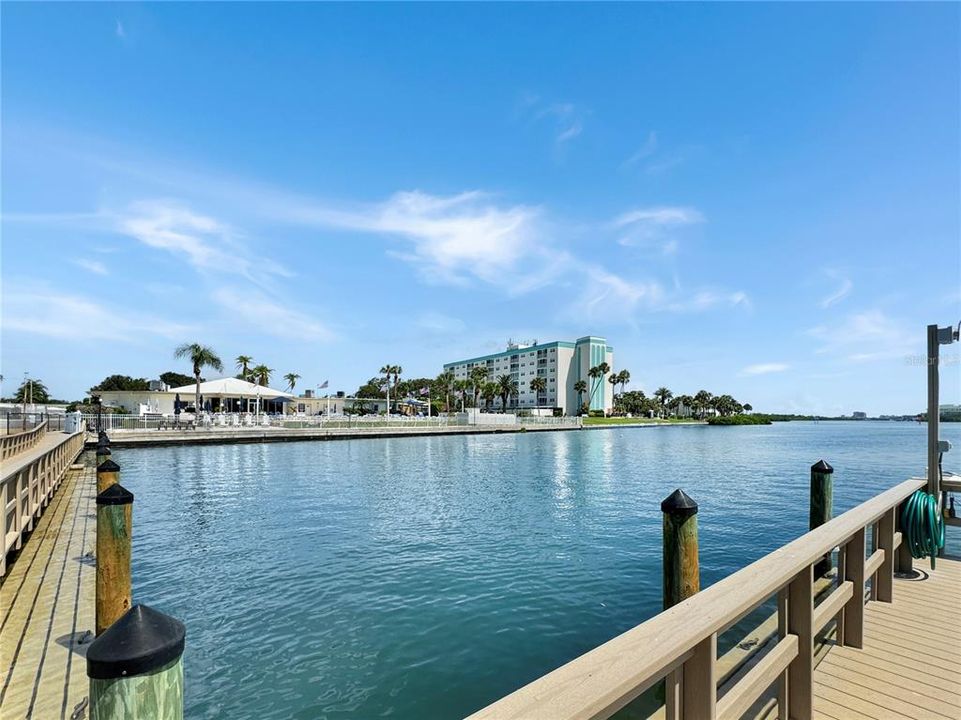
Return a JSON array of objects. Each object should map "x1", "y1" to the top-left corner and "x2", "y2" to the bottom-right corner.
[{"x1": 582, "y1": 417, "x2": 703, "y2": 426}]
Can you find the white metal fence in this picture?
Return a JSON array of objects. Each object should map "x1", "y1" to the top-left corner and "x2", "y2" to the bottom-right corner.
[{"x1": 81, "y1": 412, "x2": 582, "y2": 433}]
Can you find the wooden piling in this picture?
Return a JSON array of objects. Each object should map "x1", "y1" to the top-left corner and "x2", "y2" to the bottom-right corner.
[
  {"x1": 662, "y1": 488, "x2": 700, "y2": 608},
  {"x1": 661, "y1": 489, "x2": 700, "y2": 719},
  {"x1": 87, "y1": 604, "x2": 186, "y2": 720},
  {"x1": 96, "y1": 483, "x2": 133, "y2": 636},
  {"x1": 810, "y1": 460, "x2": 833, "y2": 578},
  {"x1": 95, "y1": 444, "x2": 111, "y2": 468},
  {"x1": 97, "y1": 459, "x2": 120, "y2": 494}
]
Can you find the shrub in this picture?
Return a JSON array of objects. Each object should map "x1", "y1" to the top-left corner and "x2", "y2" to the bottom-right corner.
[{"x1": 707, "y1": 414, "x2": 772, "y2": 426}]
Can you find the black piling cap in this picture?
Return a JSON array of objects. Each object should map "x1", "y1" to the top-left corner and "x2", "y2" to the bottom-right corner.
[
  {"x1": 811, "y1": 459, "x2": 834, "y2": 474},
  {"x1": 96, "y1": 483, "x2": 134, "y2": 506},
  {"x1": 86, "y1": 604, "x2": 185, "y2": 680},
  {"x1": 98, "y1": 431, "x2": 109, "y2": 441},
  {"x1": 661, "y1": 488, "x2": 698, "y2": 517},
  {"x1": 95, "y1": 446, "x2": 111, "y2": 457},
  {"x1": 97, "y1": 459, "x2": 120, "y2": 474}
]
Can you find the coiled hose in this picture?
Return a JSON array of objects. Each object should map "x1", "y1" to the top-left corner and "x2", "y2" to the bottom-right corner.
[{"x1": 901, "y1": 490, "x2": 944, "y2": 570}]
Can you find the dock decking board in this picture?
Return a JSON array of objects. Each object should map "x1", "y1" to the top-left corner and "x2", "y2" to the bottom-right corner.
[{"x1": 1, "y1": 452, "x2": 95, "y2": 720}]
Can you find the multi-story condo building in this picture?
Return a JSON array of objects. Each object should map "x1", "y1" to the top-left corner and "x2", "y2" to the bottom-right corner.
[{"x1": 443, "y1": 336, "x2": 614, "y2": 416}]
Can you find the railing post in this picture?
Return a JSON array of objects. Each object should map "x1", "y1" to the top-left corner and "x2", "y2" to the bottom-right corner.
[
  {"x1": 786, "y1": 565, "x2": 814, "y2": 720},
  {"x1": 876, "y1": 508, "x2": 895, "y2": 602},
  {"x1": 87, "y1": 604, "x2": 185, "y2": 720},
  {"x1": 682, "y1": 634, "x2": 716, "y2": 720},
  {"x1": 810, "y1": 460, "x2": 833, "y2": 578},
  {"x1": 662, "y1": 489, "x2": 700, "y2": 719},
  {"x1": 96, "y1": 483, "x2": 133, "y2": 636},
  {"x1": 895, "y1": 500, "x2": 913, "y2": 574},
  {"x1": 97, "y1": 460, "x2": 120, "y2": 494},
  {"x1": 842, "y1": 527, "x2": 866, "y2": 648}
]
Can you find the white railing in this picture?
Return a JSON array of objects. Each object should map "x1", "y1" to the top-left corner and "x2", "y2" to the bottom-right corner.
[
  {"x1": 80, "y1": 413, "x2": 584, "y2": 434},
  {"x1": 2, "y1": 430, "x2": 85, "y2": 576}
]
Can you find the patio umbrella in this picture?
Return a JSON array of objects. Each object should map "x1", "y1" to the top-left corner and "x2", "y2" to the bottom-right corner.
[{"x1": 174, "y1": 393, "x2": 181, "y2": 415}]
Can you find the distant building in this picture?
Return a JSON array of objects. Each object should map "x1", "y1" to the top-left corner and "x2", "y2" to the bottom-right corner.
[
  {"x1": 443, "y1": 336, "x2": 614, "y2": 416},
  {"x1": 852, "y1": 411, "x2": 868, "y2": 420}
]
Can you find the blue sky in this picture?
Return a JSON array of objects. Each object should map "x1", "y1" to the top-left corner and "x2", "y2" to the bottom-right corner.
[{"x1": 2, "y1": 2, "x2": 958, "y2": 414}]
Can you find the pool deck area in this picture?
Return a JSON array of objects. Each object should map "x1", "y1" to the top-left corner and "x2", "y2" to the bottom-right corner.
[
  {"x1": 1, "y1": 454, "x2": 95, "y2": 720},
  {"x1": 2, "y1": 444, "x2": 959, "y2": 720}
]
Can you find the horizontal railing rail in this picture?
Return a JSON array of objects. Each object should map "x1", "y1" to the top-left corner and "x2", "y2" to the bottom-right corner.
[
  {"x1": 467, "y1": 476, "x2": 924, "y2": 720},
  {"x1": 1, "y1": 420, "x2": 48, "y2": 459},
  {"x1": 2, "y1": 430, "x2": 85, "y2": 575}
]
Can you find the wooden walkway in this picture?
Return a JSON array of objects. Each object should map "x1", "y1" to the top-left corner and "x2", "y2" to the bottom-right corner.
[{"x1": 0, "y1": 452, "x2": 95, "y2": 720}]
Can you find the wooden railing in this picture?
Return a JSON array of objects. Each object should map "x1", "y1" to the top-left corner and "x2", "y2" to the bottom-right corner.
[
  {"x1": 1, "y1": 420, "x2": 48, "y2": 460},
  {"x1": 1, "y1": 430, "x2": 85, "y2": 575},
  {"x1": 467, "y1": 477, "x2": 924, "y2": 720}
]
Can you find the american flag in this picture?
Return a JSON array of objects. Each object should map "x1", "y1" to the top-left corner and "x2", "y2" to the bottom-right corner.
[
  {"x1": 419, "y1": 387, "x2": 429, "y2": 396},
  {"x1": 319, "y1": 380, "x2": 329, "y2": 389}
]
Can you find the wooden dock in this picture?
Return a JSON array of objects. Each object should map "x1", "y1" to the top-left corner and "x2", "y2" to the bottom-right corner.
[{"x1": 1, "y1": 452, "x2": 95, "y2": 720}]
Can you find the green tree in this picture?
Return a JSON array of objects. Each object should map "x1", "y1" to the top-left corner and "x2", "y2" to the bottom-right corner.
[
  {"x1": 482, "y1": 381, "x2": 498, "y2": 411},
  {"x1": 436, "y1": 370, "x2": 455, "y2": 413},
  {"x1": 159, "y1": 371, "x2": 196, "y2": 388},
  {"x1": 15, "y1": 378, "x2": 50, "y2": 404},
  {"x1": 608, "y1": 374, "x2": 619, "y2": 411},
  {"x1": 587, "y1": 362, "x2": 610, "y2": 409},
  {"x1": 497, "y1": 374, "x2": 517, "y2": 412},
  {"x1": 284, "y1": 373, "x2": 301, "y2": 392},
  {"x1": 91, "y1": 375, "x2": 151, "y2": 392},
  {"x1": 529, "y1": 376, "x2": 547, "y2": 409},
  {"x1": 654, "y1": 387, "x2": 673, "y2": 417},
  {"x1": 356, "y1": 377, "x2": 386, "y2": 398},
  {"x1": 573, "y1": 379, "x2": 587, "y2": 413},
  {"x1": 470, "y1": 366, "x2": 490, "y2": 408},
  {"x1": 235, "y1": 355, "x2": 254, "y2": 381},
  {"x1": 174, "y1": 343, "x2": 224, "y2": 414},
  {"x1": 743, "y1": 403, "x2": 753, "y2": 414},
  {"x1": 618, "y1": 369, "x2": 631, "y2": 395},
  {"x1": 694, "y1": 390, "x2": 713, "y2": 419},
  {"x1": 251, "y1": 364, "x2": 274, "y2": 387}
]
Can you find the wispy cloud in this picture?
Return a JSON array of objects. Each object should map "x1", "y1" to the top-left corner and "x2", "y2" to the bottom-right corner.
[
  {"x1": 116, "y1": 199, "x2": 291, "y2": 281},
  {"x1": 623, "y1": 131, "x2": 658, "y2": 167},
  {"x1": 573, "y1": 266, "x2": 749, "y2": 323},
  {"x1": 73, "y1": 258, "x2": 108, "y2": 275},
  {"x1": 819, "y1": 269, "x2": 852, "y2": 309},
  {"x1": 2, "y1": 286, "x2": 191, "y2": 341},
  {"x1": 741, "y1": 363, "x2": 790, "y2": 376},
  {"x1": 613, "y1": 206, "x2": 704, "y2": 253},
  {"x1": 415, "y1": 312, "x2": 466, "y2": 335},
  {"x1": 115, "y1": 20, "x2": 125, "y2": 39},
  {"x1": 211, "y1": 288, "x2": 334, "y2": 341},
  {"x1": 288, "y1": 190, "x2": 556, "y2": 290},
  {"x1": 517, "y1": 93, "x2": 587, "y2": 147},
  {"x1": 806, "y1": 310, "x2": 916, "y2": 362}
]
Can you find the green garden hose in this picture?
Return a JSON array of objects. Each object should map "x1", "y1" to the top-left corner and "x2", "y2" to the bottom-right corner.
[{"x1": 901, "y1": 490, "x2": 944, "y2": 570}]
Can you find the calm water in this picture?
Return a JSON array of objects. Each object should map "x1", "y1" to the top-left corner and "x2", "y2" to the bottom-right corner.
[{"x1": 116, "y1": 421, "x2": 960, "y2": 719}]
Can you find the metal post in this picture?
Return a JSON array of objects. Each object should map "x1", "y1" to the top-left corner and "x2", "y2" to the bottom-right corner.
[
  {"x1": 87, "y1": 604, "x2": 185, "y2": 719},
  {"x1": 810, "y1": 460, "x2": 833, "y2": 578},
  {"x1": 927, "y1": 324, "x2": 939, "y2": 498}
]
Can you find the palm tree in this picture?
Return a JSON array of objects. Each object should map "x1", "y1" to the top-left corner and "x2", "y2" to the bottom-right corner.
[
  {"x1": 482, "y1": 381, "x2": 498, "y2": 411},
  {"x1": 392, "y1": 365, "x2": 403, "y2": 406},
  {"x1": 470, "y1": 366, "x2": 489, "y2": 408},
  {"x1": 379, "y1": 364, "x2": 395, "y2": 411},
  {"x1": 251, "y1": 364, "x2": 274, "y2": 387},
  {"x1": 587, "y1": 362, "x2": 610, "y2": 410},
  {"x1": 743, "y1": 403, "x2": 753, "y2": 414},
  {"x1": 608, "y1": 374, "x2": 619, "y2": 411},
  {"x1": 654, "y1": 387, "x2": 673, "y2": 418},
  {"x1": 436, "y1": 370, "x2": 455, "y2": 413},
  {"x1": 497, "y1": 374, "x2": 516, "y2": 412},
  {"x1": 175, "y1": 343, "x2": 224, "y2": 414},
  {"x1": 530, "y1": 376, "x2": 547, "y2": 409},
  {"x1": 235, "y1": 355, "x2": 254, "y2": 381},
  {"x1": 284, "y1": 373, "x2": 301, "y2": 392},
  {"x1": 574, "y1": 379, "x2": 587, "y2": 413},
  {"x1": 618, "y1": 369, "x2": 630, "y2": 395},
  {"x1": 694, "y1": 390, "x2": 712, "y2": 419}
]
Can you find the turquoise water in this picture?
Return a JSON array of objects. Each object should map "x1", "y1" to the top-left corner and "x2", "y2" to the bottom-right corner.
[{"x1": 116, "y1": 421, "x2": 960, "y2": 719}]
